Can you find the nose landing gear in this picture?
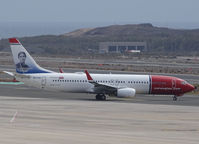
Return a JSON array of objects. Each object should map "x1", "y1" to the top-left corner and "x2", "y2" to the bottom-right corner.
[
  {"x1": 96, "y1": 94, "x2": 106, "y2": 100},
  {"x1": 173, "y1": 95, "x2": 178, "y2": 101}
]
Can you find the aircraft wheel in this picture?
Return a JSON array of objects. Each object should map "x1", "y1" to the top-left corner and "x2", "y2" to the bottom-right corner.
[
  {"x1": 96, "y1": 94, "x2": 100, "y2": 100},
  {"x1": 173, "y1": 96, "x2": 177, "y2": 101},
  {"x1": 96, "y1": 94, "x2": 106, "y2": 100},
  {"x1": 100, "y1": 94, "x2": 106, "y2": 100}
]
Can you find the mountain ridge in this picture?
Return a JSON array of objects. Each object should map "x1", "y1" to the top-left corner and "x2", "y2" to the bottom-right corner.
[{"x1": 0, "y1": 23, "x2": 199, "y2": 56}]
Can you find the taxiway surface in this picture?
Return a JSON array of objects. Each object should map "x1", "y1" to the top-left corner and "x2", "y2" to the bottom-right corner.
[
  {"x1": 0, "y1": 84, "x2": 199, "y2": 144},
  {"x1": 0, "y1": 84, "x2": 198, "y2": 106}
]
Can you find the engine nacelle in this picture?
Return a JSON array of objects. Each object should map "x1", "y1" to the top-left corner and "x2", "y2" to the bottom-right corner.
[{"x1": 117, "y1": 88, "x2": 136, "y2": 98}]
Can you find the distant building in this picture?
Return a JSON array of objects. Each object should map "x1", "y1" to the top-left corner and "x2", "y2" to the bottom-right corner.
[{"x1": 99, "y1": 42, "x2": 147, "y2": 53}]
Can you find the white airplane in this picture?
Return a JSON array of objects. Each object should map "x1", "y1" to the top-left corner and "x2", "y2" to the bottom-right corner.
[{"x1": 4, "y1": 38, "x2": 195, "y2": 101}]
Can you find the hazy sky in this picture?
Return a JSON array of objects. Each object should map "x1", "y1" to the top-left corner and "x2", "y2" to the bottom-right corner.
[{"x1": 0, "y1": 0, "x2": 199, "y2": 23}]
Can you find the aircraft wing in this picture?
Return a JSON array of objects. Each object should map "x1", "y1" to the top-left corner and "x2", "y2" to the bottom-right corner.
[
  {"x1": 85, "y1": 70, "x2": 119, "y2": 94},
  {"x1": 3, "y1": 71, "x2": 30, "y2": 79}
]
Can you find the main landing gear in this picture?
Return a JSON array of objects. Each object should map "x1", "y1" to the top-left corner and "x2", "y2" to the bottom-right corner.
[
  {"x1": 96, "y1": 94, "x2": 106, "y2": 101},
  {"x1": 173, "y1": 95, "x2": 178, "y2": 101}
]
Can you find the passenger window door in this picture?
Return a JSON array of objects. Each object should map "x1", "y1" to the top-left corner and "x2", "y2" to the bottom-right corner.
[
  {"x1": 41, "y1": 76, "x2": 46, "y2": 88},
  {"x1": 172, "y1": 79, "x2": 176, "y2": 89}
]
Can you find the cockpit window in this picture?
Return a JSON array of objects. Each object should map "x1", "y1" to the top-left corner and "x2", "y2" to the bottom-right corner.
[{"x1": 181, "y1": 81, "x2": 187, "y2": 85}]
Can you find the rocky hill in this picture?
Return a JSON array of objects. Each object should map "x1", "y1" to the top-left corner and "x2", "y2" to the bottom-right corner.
[{"x1": 1, "y1": 23, "x2": 199, "y2": 56}]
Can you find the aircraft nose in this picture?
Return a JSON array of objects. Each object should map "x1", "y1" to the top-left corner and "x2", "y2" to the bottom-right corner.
[{"x1": 187, "y1": 84, "x2": 195, "y2": 92}]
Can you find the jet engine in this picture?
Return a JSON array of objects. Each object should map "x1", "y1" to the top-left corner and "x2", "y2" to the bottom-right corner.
[{"x1": 117, "y1": 88, "x2": 136, "y2": 98}]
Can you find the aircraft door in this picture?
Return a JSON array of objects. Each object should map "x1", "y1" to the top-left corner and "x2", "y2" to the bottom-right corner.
[
  {"x1": 109, "y1": 79, "x2": 119, "y2": 86},
  {"x1": 172, "y1": 79, "x2": 176, "y2": 93},
  {"x1": 41, "y1": 76, "x2": 46, "y2": 88},
  {"x1": 114, "y1": 79, "x2": 119, "y2": 87}
]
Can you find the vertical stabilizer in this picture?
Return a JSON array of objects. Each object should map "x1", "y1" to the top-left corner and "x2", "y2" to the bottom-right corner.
[{"x1": 9, "y1": 38, "x2": 53, "y2": 74}]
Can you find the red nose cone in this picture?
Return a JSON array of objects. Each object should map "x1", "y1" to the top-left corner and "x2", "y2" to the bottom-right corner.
[{"x1": 187, "y1": 84, "x2": 195, "y2": 92}]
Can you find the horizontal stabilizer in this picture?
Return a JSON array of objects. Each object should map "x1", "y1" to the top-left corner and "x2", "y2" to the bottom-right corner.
[{"x1": 3, "y1": 71, "x2": 14, "y2": 77}]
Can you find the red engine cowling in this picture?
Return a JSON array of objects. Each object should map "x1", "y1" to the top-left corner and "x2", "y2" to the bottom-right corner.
[{"x1": 117, "y1": 88, "x2": 136, "y2": 98}]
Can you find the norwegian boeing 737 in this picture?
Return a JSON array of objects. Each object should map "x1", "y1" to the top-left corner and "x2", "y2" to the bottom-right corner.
[{"x1": 4, "y1": 38, "x2": 195, "y2": 101}]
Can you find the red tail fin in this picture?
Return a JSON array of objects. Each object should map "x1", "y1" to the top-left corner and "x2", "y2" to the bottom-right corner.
[{"x1": 9, "y1": 38, "x2": 20, "y2": 44}]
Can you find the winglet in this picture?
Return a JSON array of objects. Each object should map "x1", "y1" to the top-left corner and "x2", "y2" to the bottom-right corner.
[
  {"x1": 85, "y1": 70, "x2": 93, "y2": 81},
  {"x1": 9, "y1": 38, "x2": 20, "y2": 44},
  {"x1": 59, "y1": 68, "x2": 64, "y2": 73}
]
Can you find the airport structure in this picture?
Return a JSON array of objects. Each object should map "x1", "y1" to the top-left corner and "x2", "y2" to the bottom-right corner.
[{"x1": 99, "y1": 42, "x2": 147, "y2": 53}]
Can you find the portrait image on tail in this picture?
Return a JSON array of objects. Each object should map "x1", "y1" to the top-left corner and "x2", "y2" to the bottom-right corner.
[{"x1": 16, "y1": 51, "x2": 30, "y2": 72}]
